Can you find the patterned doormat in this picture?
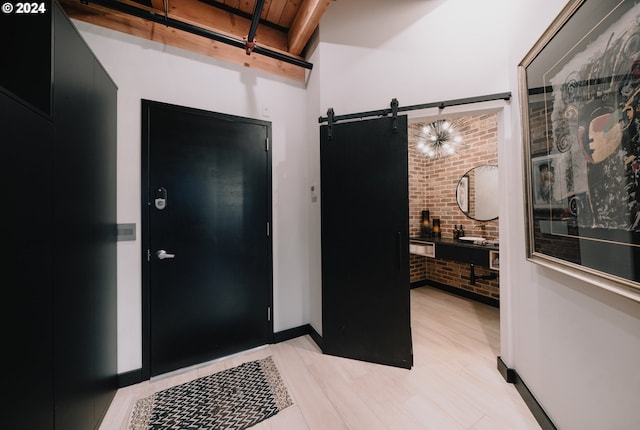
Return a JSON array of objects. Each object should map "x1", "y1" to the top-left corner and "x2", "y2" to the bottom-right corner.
[{"x1": 129, "y1": 356, "x2": 293, "y2": 430}]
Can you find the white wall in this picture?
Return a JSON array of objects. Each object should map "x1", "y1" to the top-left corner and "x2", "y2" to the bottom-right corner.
[
  {"x1": 504, "y1": 1, "x2": 640, "y2": 429},
  {"x1": 74, "y1": 21, "x2": 311, "y2": 373},
  {"x1": 316, "y1": 0, "x2": 510, "y2": 114},
  {"x1": 305, "y1": 38, "x2": 324, "y2": 335}
]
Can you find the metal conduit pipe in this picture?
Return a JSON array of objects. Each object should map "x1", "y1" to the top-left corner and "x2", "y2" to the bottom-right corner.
[{"x1": 244, "y1": 0, "x2": 265, "y2": 54}]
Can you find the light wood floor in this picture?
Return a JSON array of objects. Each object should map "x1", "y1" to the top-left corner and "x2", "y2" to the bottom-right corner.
[{"x1": 99, "y1": 286, "x2": 541, "y2": 429}]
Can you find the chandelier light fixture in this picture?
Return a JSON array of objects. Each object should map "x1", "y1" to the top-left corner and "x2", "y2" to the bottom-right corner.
[{"x1": 416, "y1": 119, "x2": 464, "y2": 159}]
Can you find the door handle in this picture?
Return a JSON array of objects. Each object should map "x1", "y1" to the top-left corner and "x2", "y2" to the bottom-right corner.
[
  {"x1": 397, "y1": 232, "x2": 402, "y2": 271},
  {"x1": 156, "y1": 250, "x2": 176, "y2": 260}
]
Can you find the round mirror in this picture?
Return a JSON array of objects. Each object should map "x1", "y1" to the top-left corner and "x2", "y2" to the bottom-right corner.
[{"x1": 456, "y1": 165, "x2": 499, "y2": 221}]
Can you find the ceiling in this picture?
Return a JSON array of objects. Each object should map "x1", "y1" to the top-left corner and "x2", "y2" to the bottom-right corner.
[{"x1": 60, "y1": 0, "x2": 333, "y2": 82}]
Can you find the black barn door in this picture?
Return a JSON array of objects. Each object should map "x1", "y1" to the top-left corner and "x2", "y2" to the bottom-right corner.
[
  {"x1": 320, "y1": 115, "x2": 413, "y2": 369},
  {"x1": 142, "y1": 100, "x2": 272, "y2": 377}
]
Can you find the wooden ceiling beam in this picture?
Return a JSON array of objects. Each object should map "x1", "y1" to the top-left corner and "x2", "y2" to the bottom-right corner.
[
  {"x1": 149, "y1": 0, "x2": 164, "y2": 12},
  {"x1": 287, "y1": 0, "x2": 330, "y2": 55},
  {"x1": 59, "y1": 0, "x2": 306, "y2": 82},
  {"x1": 167, "y1": 0, "x2": 288, "y2": 51}
]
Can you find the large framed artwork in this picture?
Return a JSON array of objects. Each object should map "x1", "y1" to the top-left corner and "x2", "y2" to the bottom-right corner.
[{"x1": 520, "y1": 0, "x2": 640, "y2": 300}]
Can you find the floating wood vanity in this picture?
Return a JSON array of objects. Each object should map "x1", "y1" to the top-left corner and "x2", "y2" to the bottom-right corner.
[{"x1": 410, "y1": 236, "x2": 499, "y2": 283}]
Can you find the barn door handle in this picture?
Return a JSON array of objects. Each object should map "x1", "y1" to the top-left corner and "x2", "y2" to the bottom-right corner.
[
  {"x1": 156, "y1": 250, "x2": 176, "y2": 260},
  {"x1": 397, "y1": 232, "x2": 402, "y2": 270}
]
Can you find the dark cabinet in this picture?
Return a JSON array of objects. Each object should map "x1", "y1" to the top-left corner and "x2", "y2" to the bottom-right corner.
[
  {"x1": 53, "y1": 5, "x2": 118, "y2": 428},
  {"x1": 1, "y1": 2, "x2": 118, "y2": 429},
  {"x1": 2, "y1": 87, "x2": 56, "y2": 430},
  {"x1": 435, "y1": 241, "x2": 493, "y2": 267},
  {"x1": 0, "y1": 0, "x2": 51, "y2": 115}
]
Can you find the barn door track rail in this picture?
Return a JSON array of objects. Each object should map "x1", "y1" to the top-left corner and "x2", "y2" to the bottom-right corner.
[{"x1": 319, "y1": 92, "x2": 512, "y2": 140}]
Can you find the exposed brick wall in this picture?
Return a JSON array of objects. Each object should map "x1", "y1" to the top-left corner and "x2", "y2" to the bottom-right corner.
[
  {"x1": 528, "y1": 101, "x2": 551, "y2": 155},
  {"x1": 408, "y1": 113, "x2": 500, "y2": 300}
]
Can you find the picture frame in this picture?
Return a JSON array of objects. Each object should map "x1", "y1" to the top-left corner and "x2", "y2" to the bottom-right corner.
[
  {"x1": 531, "y1": 153, "x2": 571, "y2": 209},
  {"x1": 519, "y1": 0, "x2": 640, "y2": 300}
]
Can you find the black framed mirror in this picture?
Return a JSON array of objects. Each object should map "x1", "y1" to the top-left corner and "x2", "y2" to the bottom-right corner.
[{"x1": 456, "y1": 165, "x2": 498, "y2": 221}]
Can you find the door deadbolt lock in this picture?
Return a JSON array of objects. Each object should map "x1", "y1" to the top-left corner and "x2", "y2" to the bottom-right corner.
[{"x1": 154, "y1": 187, "x2": 167, "y2": 210}]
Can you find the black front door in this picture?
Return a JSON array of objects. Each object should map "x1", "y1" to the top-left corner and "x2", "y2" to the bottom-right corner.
[
  {"x1": 142, "y1": 100, "x2": 272, "y2": 377},
  {"x1": 320, "y1": 115, "x2": 413, "y2": 369}
]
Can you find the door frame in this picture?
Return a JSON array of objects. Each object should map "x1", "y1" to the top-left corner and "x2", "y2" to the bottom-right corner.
[{"x1": 140, "y1": 99, "x2": 274, "y2": 380}]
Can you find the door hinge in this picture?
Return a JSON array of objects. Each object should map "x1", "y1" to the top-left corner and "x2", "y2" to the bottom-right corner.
[
  {"x1": 265, "y1": 137, "x2": 269, "y2": 151},
  {"x1": 267, "y1": 221, "x2": 270, "y2": 236},
  {"x1": 267, "y1": 307, "x2": 271, "y2": 321},
  {"x1": 147, "y1": 249, "x2": 151, "y2": 262}
]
